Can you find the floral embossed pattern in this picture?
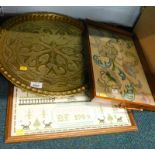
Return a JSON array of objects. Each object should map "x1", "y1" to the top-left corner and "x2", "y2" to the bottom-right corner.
[
  {"x1": 0, "y1": 13, "x2": 87, "y2": 95},
  {"x1": 88, "y1": 26, "x2": 155, "y2": 105}
]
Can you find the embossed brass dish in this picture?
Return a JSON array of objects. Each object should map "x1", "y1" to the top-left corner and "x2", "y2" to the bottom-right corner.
[{"x1": 0, "y1": 13, "x2": 87, "y2": 95}]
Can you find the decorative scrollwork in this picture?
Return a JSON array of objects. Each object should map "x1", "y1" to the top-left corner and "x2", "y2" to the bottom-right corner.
[{"x1": 0, "y1": 13, "x2": 87, "y2": 95}]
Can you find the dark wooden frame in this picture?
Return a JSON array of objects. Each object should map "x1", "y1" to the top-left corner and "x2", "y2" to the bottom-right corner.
[
  {"x1": 85, "y1": 19, "x2": 155, "y2": 111},
  {"x1": 5, "y1": 84, "x2": 137, "y2": 143}
]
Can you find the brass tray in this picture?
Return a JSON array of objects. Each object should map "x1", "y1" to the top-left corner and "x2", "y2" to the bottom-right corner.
[{"x1": 0, "y1": 13, "x2": 87, "y2": 96}]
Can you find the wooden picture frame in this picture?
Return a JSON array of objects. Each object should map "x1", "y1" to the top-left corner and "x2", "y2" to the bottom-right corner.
[
  {"x1": 5, "y1": 84, "x2": 137, "y2": 143},
  {"x1": 85, "y1": 19, "x2": 155, "y2": 111}
]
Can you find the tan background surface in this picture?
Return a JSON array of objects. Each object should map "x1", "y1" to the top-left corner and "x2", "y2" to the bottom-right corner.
[{"x1": 134, "y1": 7, "x2": 155, "y2": 77}]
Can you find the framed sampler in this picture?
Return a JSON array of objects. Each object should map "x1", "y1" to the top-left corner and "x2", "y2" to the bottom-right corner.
[
  {"x1": 5, "y1": 84, "x2": 137, "y2": 143},
  {"x1": 86, "y1": 19, "x2": 155, "y2": 111}
]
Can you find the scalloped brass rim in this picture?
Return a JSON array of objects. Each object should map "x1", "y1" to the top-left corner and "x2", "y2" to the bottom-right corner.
[{"x1": 0, "y1": 12, "x2": 87, "y2": 96}]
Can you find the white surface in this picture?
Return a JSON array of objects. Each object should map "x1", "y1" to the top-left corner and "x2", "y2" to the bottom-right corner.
[
  {"x1": 30, "y1": 82, "x2": 43, "y2": 89},
  {"x1": 1, "y1": 6, "x2": 141, "y2": 27}
]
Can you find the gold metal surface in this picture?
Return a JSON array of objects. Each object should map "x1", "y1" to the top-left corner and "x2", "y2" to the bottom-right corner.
[{"x1": 0, "y1": 13, "x2": 87, "y2": 95}]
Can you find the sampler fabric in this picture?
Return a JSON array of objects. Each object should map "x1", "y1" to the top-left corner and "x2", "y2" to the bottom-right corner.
[
  {"x1": 11, "y1": 87, "x2": 131, "y2": 136},
  {"x1": 88, "y1": 26, "x2": 155, "y2": 105}
]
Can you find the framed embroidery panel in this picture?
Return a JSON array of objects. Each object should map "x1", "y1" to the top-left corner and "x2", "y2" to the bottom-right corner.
[
  {"x1": 86, "y1": 20, "x2": 155, "y2": 111},
  {"x1": 5, "y1": 85, "x2": 137, "y2": 143}
]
